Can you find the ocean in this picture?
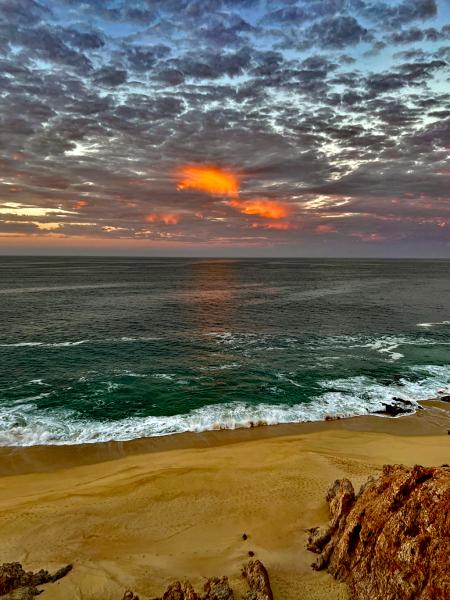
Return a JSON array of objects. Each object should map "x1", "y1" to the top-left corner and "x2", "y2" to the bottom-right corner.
[{"x1": 1, "y1": 257, "x2": 449, "y2": 446}]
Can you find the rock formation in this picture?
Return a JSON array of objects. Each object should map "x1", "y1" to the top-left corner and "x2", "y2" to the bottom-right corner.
[
  {"x1": 0, "y1": 562, "x2": 72, "y2": 599},
  {"x1": 202, "y1": 576, "x2": 233, "y2": 600},
  {"x1": 242, "y1": 560, "x2": 273, "y2": 600},
  {"x1": 307, "y1": 464, "x2": 450, "y2": 600},
  {"x1": 125, "y1": 560, "x2": 272, "y2": 600},
  {"x1": 147, "y1": 576, "x2": 232, "y2": 600},
  {"x1": 374, "y1": 398, "x2": 417, "y2": 416},
  {"x1": 123, "y1": 592, "x2": 140, "y2": 600}
]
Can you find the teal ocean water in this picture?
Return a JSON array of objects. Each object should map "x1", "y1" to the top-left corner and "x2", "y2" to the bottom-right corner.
[{"x1": 1, "y1": 257, "x2": 450, "y2": 446}]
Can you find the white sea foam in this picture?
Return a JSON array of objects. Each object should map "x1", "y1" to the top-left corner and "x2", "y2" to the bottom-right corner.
[
  {"x1": 199, "y1": 362, "x2": 241, "y2": 371},
  {"x1": 152, "y1": 373, "x2": 176, "y2": 381},
  {"x1": 205, "y1": 331, "x2": 450, "y2": 363},
  {"x1": 349, "y1": 336, "x2": 405, "y2": 361},
  {"x1": 0, "y1": 342, "x2": 45, "y2": 347},
  {"x1": 120, "y1": 336, "x2": 161, "y2": 342},
  {"x1": 0, "y1": 337, "x2": 160, "y2": 348},
  {"x1": 119, "y1": 370, "x2": 148, "y2": 378},
  {"x1": 417, "y1": 321, "x2": 450, "y2": 328},
  {"x1": 0, "y1": 340, "x2": 89, "y2": 348},
  {"x1": 1, "y1": 364, "x2": 449, "y2": 447}
]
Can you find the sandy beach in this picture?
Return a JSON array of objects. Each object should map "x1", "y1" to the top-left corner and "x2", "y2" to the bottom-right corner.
[{"x1": 1, "y1": 401, "x2": 449, "y2": 600}]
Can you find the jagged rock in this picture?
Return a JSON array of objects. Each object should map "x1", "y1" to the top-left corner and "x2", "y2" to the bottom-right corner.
[
  {"x1": 242, "y1": 560, "x2": 273, "y2": 600},
  {"x1": 0, "y1": 562, "x2": 72, "y2": 598},
  {"x1": 2, "y1": 588, "x2": 37, "y2": 600},
  {"x1": 305, "y1": 526, "x2": 330, "y2": 553},
  {"x1": 326, "y1": 478, "x2": 355, "y2": 530},
  {"x1": 140, "y1": 561, "x2": 272, "y2": 600},
  {"x1": 308, "y1": 464, "x2": 450, "y2": 600},
  {"x1": 151, "y1": 581, "x2": 199, "y2": 600},
  {"x1": 375, "y1": 399, "x2": 415, "y2": 416},
  {"x1": 203, "y1": 576, "x2": 233, "y2": 599},
  {"x1": 123, "y1": 591, "x2": 139, "y2": 600}
]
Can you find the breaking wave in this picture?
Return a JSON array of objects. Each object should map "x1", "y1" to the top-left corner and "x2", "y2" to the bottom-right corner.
[{"x1": 1, "y1": 364, "x2": 449, "y2": 447}]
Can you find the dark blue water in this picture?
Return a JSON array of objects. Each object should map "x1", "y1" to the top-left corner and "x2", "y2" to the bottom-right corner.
[{"x1": 1, "y1": 257, "x2": 450, "y2": 445}]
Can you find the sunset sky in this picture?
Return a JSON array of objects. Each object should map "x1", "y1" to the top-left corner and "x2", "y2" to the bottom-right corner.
[{"x1": 0, "y1": 0, "x2": 449, "y2": 256}]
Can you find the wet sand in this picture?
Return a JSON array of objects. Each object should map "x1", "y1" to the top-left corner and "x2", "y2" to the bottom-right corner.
[{"x1": 0, "y1": 401, "x2": 449, "y2": 600}]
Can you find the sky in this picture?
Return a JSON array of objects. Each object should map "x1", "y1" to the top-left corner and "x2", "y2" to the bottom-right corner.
[{"x1": 0, "y1": 0, "x2": 449, "y2": 257}]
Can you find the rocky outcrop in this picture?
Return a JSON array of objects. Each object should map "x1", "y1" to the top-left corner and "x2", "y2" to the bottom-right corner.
[
  {"x1": 127, "y1": 560, "x2": 271, "y2": 600},
  {"x1": 374, "y1": 398, "x2": 417, "y2": 416},
  {"x1": 123, "y1": 592, "x2": 140, "y2": 600},
  {"x1": 156, "y1": 580, "x2": 199, "y2": 600},
  {"x1": 307, "y1": 464, "x2": 450, "y2": 600},
  {"x1": 202, "y1": 576, "x2": 233, "y2": 600},
  {"x1": 242, "y1": 560, "x2": 273, "y2": 600},
  {"x1": 149, "y1": 576, "x2": 232, "y2": 600},
  {"x1": 0, "y1": 562, "x2": 72, "y2": 599}
]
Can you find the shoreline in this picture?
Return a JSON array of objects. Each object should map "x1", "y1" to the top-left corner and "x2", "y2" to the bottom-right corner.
[
  {"x1": 0, "y1": 402, "x2": 448, "y2": 600},
  {"x1": 1, "y1": 399, "x2": 449, "y2": 477}
]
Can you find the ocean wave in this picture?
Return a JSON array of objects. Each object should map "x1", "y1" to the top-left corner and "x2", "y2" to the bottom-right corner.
[
  {"x1": 199, "y1": 362, "x2": 242, "y2": 371},
  {"x1": 0, "y1": 336, "x2": 161, "y2": 348},
  {"x1": 205, "y1": 331, "x2": 450, "y2": 362},
  {"x1": 1, "y1": 364, "x2": 449, "y2": 447},
  {"x1": 417, "y1": 321, "x2": 450, "y2": 328},
  {"x1": 0, "y1": 340, "x2": 89, "y2": 348},
  {"x1": 348, "y1": 336, "x2": 406, "y2": 361}
]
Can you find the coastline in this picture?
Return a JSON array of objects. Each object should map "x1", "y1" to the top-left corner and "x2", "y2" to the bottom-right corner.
[
  {"x1": 1, "y1": 399, "x2": 448, "y2": 476},
  {"x1": 0, "y1": 402, "x2": 449, "y2": 600}
]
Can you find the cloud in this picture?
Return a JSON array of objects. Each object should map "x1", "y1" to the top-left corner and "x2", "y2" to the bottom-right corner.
[
  {"x1": 305, "y1": 16, "x2": 371, "y2": 49},
  {"x1": 0, "y1": 0, "x2": 449, "y2": 254},
  {"x1": 93, "y1": 66, "x2": 128, "y2": 87},
  {"x1": 145, "y1": 213, "x2": 180, "y2": 225},
  {"x1": 175, "y1": 165, "x2": 240, "y2": 197},
  {"x1": 230, "y1": 198, "x2": 290, "y2": 219}
]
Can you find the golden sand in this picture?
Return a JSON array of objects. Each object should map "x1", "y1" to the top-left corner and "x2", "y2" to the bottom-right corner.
[{"x1": 0, "y1": 402, "x2": 449, "y2": 600}]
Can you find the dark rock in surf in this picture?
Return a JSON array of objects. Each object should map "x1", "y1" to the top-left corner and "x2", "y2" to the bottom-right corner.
[{"x1": 375, "y1": 399, "x2": 415, "y2": 416}]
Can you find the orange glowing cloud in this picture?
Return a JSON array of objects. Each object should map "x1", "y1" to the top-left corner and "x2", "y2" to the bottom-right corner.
[
  {"x1": 315, "y1": 224, "x2": 337, "y2": 234},
  {"x1": 230, "y1": 198, "x2": 290, "y2": 220},
  {"x1": 175, "y1": 165, "x2": 239, "y2": 197},
  {"x1": 145, "y1": 212, "x2": 180, "y2": 225},
  {"x1": 251, "y1": 221, "x2": 296, "y2": 230},
  {"x1": 73, "y1": 200, "x2": 88, "y2": 210},
  {"x1": 173, "y1": 163, "x2": 293, "y2": 225}
]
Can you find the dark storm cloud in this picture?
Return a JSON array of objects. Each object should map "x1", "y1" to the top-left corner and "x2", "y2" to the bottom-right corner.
[
  {"x1": 303, "y1": 16, "x2": 371, "y2": 49},
  {"x1": 5, "y1": 25, "x2": 93, "y2": 71},
  {"x1": 0, "y1": 0, "x2": 51, "y2": 26},
  {"x1": 364, "y1": 59, "x2": 448, "y2": 94},
  {"x1": 359, "y1": 0, "x2": 438, "y2": 28},
  {"x1": 386, "y1": 25, "x2": 450, "y2": 44},
  {"x1": 93, "y1": 66, "x2": 128, "y2": 87},
  {"x1": 63, "y1": 28, "x2": 106, "y2": 50},
  {"x1": 121, "y1": 44, "x2": 170, "y2": 73},
  {"x1": 160, "y1": 47, "x2": 253, "y2": 81},
  {"x1": 1, "y1": 0, "x2": 450, "y2": 254}
]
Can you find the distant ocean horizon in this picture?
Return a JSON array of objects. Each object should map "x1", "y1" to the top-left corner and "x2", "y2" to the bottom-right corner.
[{"x1": 1, "y1": 256, "x2": 450, "y2": 446}]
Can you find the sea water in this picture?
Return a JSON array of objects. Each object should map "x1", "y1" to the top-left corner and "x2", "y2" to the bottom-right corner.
[{"x1": 1, "y1": 257, "x2": 449, "y2": 446}]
